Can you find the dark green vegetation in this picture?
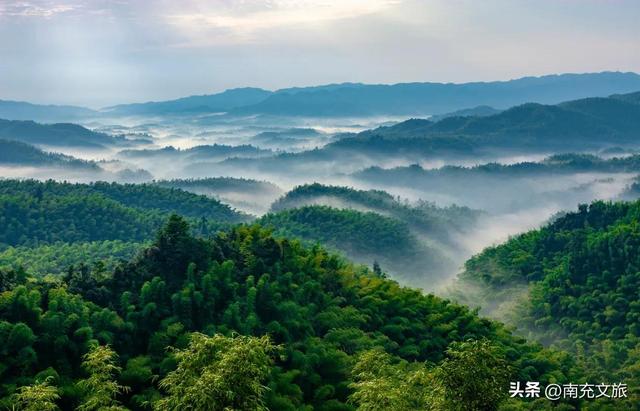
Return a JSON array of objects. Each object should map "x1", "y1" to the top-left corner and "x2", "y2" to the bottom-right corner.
[
  {"x1": 271, "y1": 183, "x2": 479, "y2": 234},
  {"x1": 0, "y1": 179, "x2": 247, "y2": 248},
  {"x1": 458, "y1": 200, "x2": 640, "y2": 403},
  {"x1": 0, "y1": 215, "x2": 589, "y2": 410},
  {"x1": 0, "y1": 140, "x2": 98, "y2": 169},
  {"x1": 259, "y1": 205, "x2": 452, "y2": 285},
  {"x1": 263, "y1": 184, "x2": 480, "y2": 285},
  {"x1": 0, "y1": 241, "x2": 145, "y2": 276}
]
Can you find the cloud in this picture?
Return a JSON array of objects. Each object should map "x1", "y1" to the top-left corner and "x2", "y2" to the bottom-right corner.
[
  {"x1": 163, "y1": 0, "x2": 402, "y2": 44},
  {"x1": 0, "y1": 1, "x2": 77, "y2": 17}
]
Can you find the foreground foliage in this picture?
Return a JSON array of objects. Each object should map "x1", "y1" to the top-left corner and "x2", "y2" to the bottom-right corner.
[
  {"x1": 459, "y1": 200, "x2": 640, "y2": 406},
  {"x1": 0, "y1": 216, "x2": 578, "y2": 409}
]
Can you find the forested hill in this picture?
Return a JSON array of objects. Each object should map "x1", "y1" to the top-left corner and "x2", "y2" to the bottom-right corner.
[
  {"x1": 331, "y1": 90, "x2": 640, "y2": 154},
  {"x1": 456, "y1": 200, "x2": 640, "y2": 397},
  {"x1": 271, "y1": 183, "x2": 480, "y2": 238},
  {"x1": 0, "y1": 179, "x2": 248, "y2": 248},
  {"x1": 0, "y1": 139, "x2": 99, "y2": 169},
  {"x1": 0, "y1": 215, "x2": 590, "y2": 410},
  {"x1": 258, "y1": 205, "x2": 454, "y2": 285}
]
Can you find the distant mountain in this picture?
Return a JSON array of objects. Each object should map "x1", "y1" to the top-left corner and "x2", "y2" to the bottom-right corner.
[
  {"x1": 193, "y1": 91, "x2": 640, "y2": 180},
  {"x1": 0, "y1": 100, "x2": 97, "y2": 122},
  {"x1": 104, "y1": 87, "x2": 273, "y2": 116},
  {"x1": 0, "y1": 119, "x2": 123, "y2": 148},
  {"x1": 0, "y1": 139, "x2": 99, "y2": 169},
  {"x1": 5, "y1": 72, "x2": 640, "y2": 119},
  {"x1": 334, "y1": 90, "x2": 640, "y2": 154},
  {"x1": 232, "y1": 72, "x2": 640, "y2": 117}
]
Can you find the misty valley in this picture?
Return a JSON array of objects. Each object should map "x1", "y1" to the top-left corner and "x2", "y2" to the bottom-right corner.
[{"x1": 2, "y1": 73, "x2": 640, "y2": 409}]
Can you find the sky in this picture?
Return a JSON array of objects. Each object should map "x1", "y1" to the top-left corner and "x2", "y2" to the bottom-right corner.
[{"x1": 0, "y1": 0, "x2": 639, "y2": 107}]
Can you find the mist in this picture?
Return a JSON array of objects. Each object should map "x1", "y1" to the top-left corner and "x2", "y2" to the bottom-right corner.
[{"x1": 4, "y1": 108, "x2": 640, "y2": 296}]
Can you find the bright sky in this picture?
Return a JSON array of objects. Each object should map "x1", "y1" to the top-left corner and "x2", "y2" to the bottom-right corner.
[{"x1": 0, "y1": 0, "x2": 638, "y2": 107}]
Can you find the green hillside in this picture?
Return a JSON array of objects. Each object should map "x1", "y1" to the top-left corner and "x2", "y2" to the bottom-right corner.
[
  {"x1": 0, "y1": 179, "x2": 248, "y2": 248},
  {"x1": 0, "y1": 216, "x2": 582, "y2": 410},
  {"x1": 259, "y1": 205, "x2": 459, "y2": 285},
  {"x1": 457, "y1": 200, "x2": 640, "y2": 399},
  {"x1": 271, "y1": 183, "x2": 479, "y2": 244},
  {"x1": 0, "y1": 240, "x2": 145, "y2": 276}
]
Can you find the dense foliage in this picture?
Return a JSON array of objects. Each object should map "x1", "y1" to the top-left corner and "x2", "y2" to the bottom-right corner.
[
  {"x1": 0, "y1": 179, "x2": 247, "y2": 248},
  {"x1": 0, "y1": 241, "x2": 145, "y2": 276},
  {"x1": 258, "y1": 205, "x2": 453, "y2": 284},
  {"x1": 271, "y1": 183, "x2": 479, "y2": 238},
  {"x1": 459, "y1": 200, "x2": 640, "y2": 403},
  {"x1": 0, "y1": 216, "x2": 579, "y2": 410}
]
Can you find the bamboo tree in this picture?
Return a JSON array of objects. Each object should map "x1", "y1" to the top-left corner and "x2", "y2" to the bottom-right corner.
[{"x1": 76, "y1": 345, "x2": 129, "y2": 411}]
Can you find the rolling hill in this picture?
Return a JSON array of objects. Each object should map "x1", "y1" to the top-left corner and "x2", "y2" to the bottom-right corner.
[
  {"x1": 0, "y1": 119, "x2": 124, "y2": 148},
  {"x1": 0, "y1": 215, "x2": 582, "y2": 409},
  {"x1": 0, "y1": 179, "x2": 248, "y2": 248},
  {"x1": 455, "y1": 200, "x2": 640, "y2": 400},
  {"x1": 0, "y1": 139, "x2": 100, "y2": 169}
]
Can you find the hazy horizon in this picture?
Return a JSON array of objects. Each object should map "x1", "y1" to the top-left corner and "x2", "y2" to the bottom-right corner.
[
  {"x1": 3, "y1": 70, "x2": 640, "y2": 110},
  {"x1": 1, "y1": 0, "x2": 639, "y2": 107}
]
